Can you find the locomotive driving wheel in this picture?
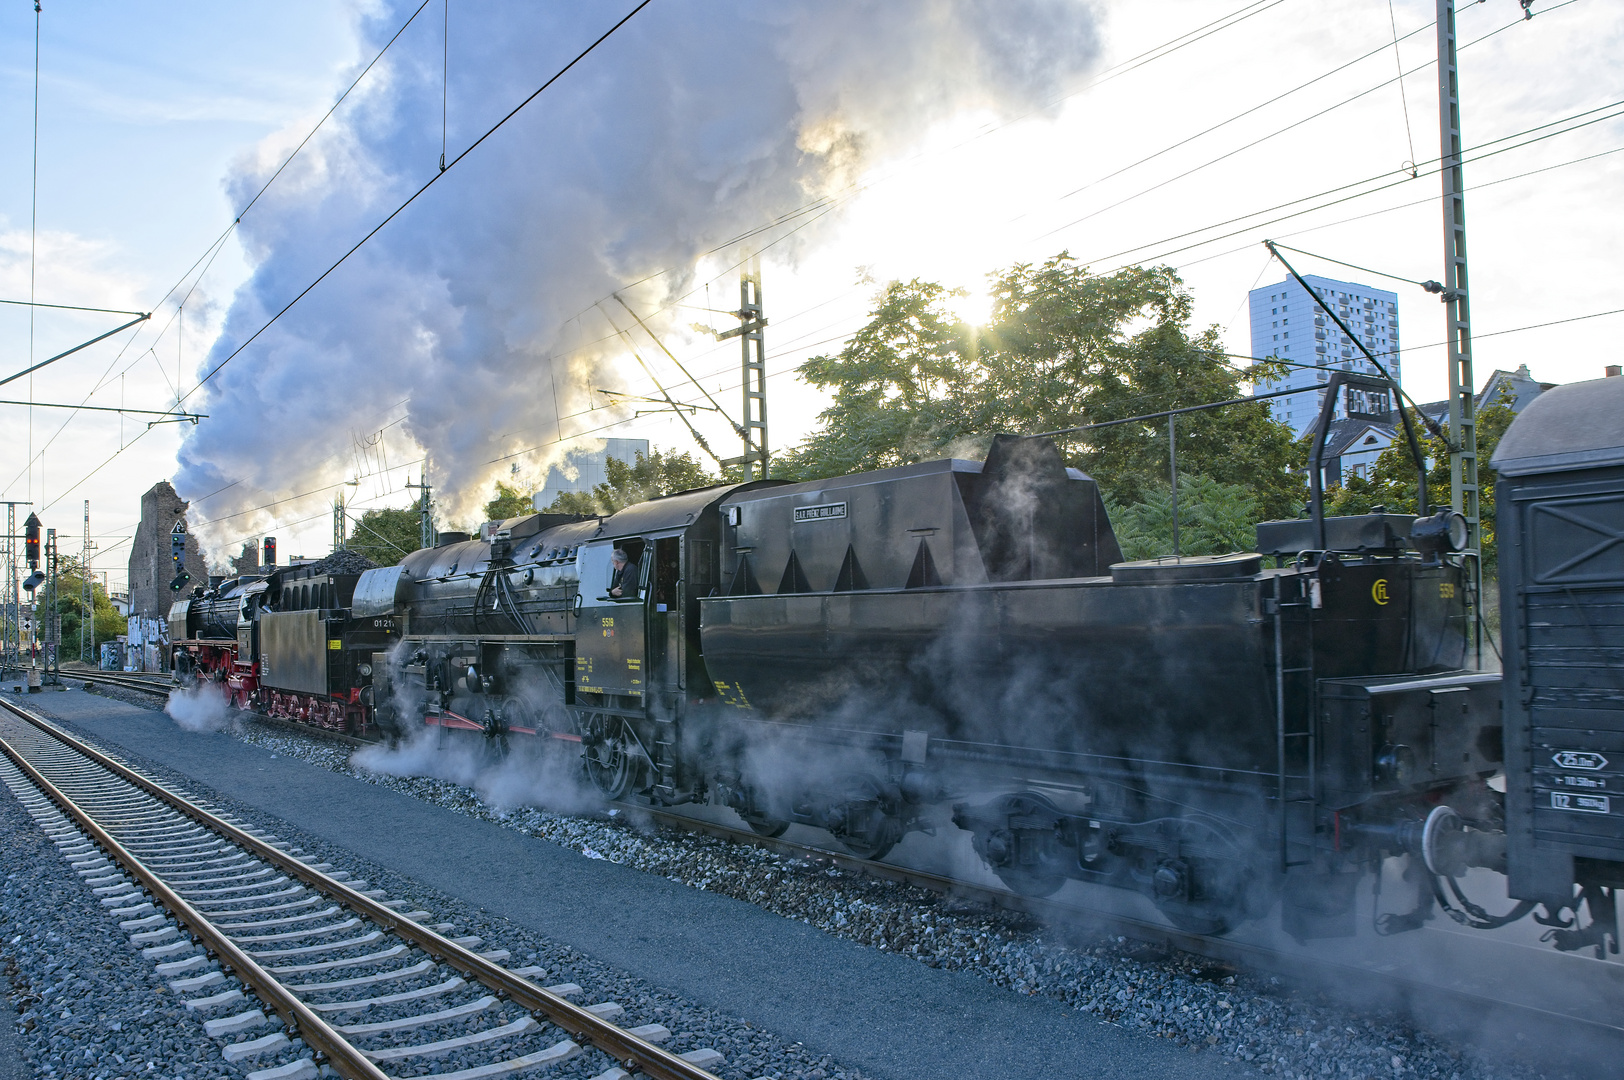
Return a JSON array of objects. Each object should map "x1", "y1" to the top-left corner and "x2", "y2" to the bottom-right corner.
[
  {"x1": 583, "y1": 714, "x2": 635, "y2": 800},
  {"x1": 740, "y1": 811, "x2": 790, "y2": 838},
  {"x1": 826, "y1": 775, "x2": 902, "y2": 861},
  {"x1": 1147, "y1": 815, "x2": 1254, "y2": 937}
]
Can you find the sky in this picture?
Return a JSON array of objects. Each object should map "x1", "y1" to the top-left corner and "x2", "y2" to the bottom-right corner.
[{"x1": 0, "y1": 0, "x2": 1618, "y2": 590}]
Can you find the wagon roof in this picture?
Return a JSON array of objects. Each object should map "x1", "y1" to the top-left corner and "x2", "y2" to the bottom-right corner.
[{"x1": 1491, "y1": 373, "x2": 1624, "y2": 477}]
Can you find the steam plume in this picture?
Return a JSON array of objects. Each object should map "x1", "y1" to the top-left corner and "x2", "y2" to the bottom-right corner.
[{"x1": 174, "y1": 1, "x2": 1100, "y2": 539}]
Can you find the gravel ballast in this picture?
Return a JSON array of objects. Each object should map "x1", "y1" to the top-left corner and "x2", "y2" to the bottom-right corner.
[
  {"x1": 2, "y1": 692, "x2": 870, "y2": 1080},
  {"x1": 21, "y1": 683, "x2": 1587, "y2": 1079}
]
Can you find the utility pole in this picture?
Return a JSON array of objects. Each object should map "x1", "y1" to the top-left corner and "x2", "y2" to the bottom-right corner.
[
  {"x1": 406, "y1": 476, "x2": 435, "y2": 549},
  {"x1": 333, "y1": 492, "x2": 347, "y2": 553},
  {"x1": 717, "y1": 257, "x2": 769, "y2": 479},
  {"x1": 1434, "y1": 0, "x2": 1481, "y2": 663},
  {"x1": 81, "y1": 500, "x2": 94, "y2": 664}
]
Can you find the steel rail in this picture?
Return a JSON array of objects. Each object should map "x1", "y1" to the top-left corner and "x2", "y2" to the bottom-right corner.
[
  {"x1": 51, "y1": 691, "x2": 1624, "y2": 1053},
  {"x1": 0, "y1": 717, "x2": 388, "y2": 1080},
  {"x1": 74, "y1": 671, "x2": 172, "y2": 696},
  {"x1": 0, "y1": 696, "x2": 723, "y2": 1080}
]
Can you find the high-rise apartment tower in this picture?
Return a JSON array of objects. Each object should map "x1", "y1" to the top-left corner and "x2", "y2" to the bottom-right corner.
[{"x1": 1249, "y1": 275, "x2": 1401, "y2": 438}]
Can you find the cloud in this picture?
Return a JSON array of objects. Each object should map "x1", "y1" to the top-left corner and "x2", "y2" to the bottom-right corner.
[{"x1": 172, "y1": 0, "x2": 1101, "y2": 544}]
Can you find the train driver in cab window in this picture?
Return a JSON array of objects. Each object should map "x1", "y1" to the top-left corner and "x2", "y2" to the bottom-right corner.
[{"x1": 609, "y1": 547, "x2": 640, "y2": 600}]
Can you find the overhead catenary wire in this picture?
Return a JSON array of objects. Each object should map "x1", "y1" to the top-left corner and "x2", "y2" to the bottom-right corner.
[
  {"x1": 464, "y1": 2, "x2": 1532, "y2": 435},
  {"x1": 1084, "y1": 96, "x2": 1624, "y2": 271},
  {"x1": 179, "y1": 0, "x2": 655, "y2": 409},
  {"x1": 39, "y1": 0, "x2": 656, "y2": 514},
  {"x1": 1172, "y1": 139, "x2": 1624, "y2": 274},
  {"x1": 595, "y1": 303, "x2": 724, "y2": 466},
  {"x1": 0, "y1": 399, "x2": 204, "y2": 419},
  {"x1": 1266, "y1": 244, "x2": 1429, "y2": 288},
  {"x1": 39, "y1": 0, "x2": 1599, "y2": 536},
  {"x1": 28, "y1": 0, "x2": 42, "y2": 504},
  {"x1": 1033, "y1": 1, "x2": 1578, "y2": 247},
  {"x1": 1, "y1": 1, "x2": 441, "y2": 503},
  {"x1": 491, "y1": 0, "x2": 1300, "y2": 395},
  {"x1": 1046, "y1": 11, "x2": 1435, "y2": 211},
  {"x1": 1387, "y1": 0, "x2": 1420, "y2": 174},
  {"x1": 0, "y1": 299, "x2": 147, "y2": 317}
]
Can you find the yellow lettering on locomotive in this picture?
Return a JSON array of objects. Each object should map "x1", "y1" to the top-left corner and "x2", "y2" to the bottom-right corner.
[
  {"x1": 601, "y1": 616, "x2": 614, "y2": 627},
  {"x1": 713, "y1": 679, "x2": 752, "y2": 709},
  {"x1": 1439, "y1": 582, "x2": 1456, "y2": 599},
  {"x1": 1371, "y1": 578, "x2": 1390, "y2": 606}
]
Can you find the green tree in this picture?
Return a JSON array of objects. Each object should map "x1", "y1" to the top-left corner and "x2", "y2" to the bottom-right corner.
[
  {"x1": 47, "y1": 556, "x2": 126, "y2": 660},
  {"x1": 484, "y1": 482, "x2": 534, "y2": 522},
  {"x1": 774, "y1": 256, "x2": 1304, "y2": 520},
  {"x1": 537, "y1": 449, "x2": 716, "y2": 517},
  {"x1": 346, "y1": 507, "x2": 424, "y2": 567},
  {"x1": 1322, "y1": 397, "x2": 1516, "y2": 579},
  {"x1": 1105, "y1": 475, "x2": 1260, "y2": 562}
]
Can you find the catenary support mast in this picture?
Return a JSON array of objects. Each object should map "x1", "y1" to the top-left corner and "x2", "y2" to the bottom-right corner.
[
  {"x1": 1436, "y1": 0, "x2": 1481, "y2": 660},
  {"x1": 81, "y1": 501, "x2": 93, "y2": 664},
  {"x1": 718, "y1": 257, "x2": 769, "y2": 478}
]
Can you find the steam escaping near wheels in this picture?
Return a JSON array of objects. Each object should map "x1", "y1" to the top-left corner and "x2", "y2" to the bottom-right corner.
[{"x1": 165, "y1": 683, "x2": 234, "y2": 733}]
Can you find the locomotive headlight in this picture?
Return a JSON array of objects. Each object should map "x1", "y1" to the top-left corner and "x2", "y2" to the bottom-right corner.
[{"x1": 1410, "y1": 510, "x2": 1469, "y2": 556}]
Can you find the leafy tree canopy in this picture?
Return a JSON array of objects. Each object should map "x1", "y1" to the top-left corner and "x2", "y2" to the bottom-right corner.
[
  {"x1": 773, "y1": 256, "x2": 1304, "y2": 520},
  {"x1": 484, "y1": 482, "x2": 534, "y2": 522},
  {"x1": 1106, "y1": 475, "x2": 1260, "y2": 562},
  {"x1": 535, "y1": 449, "x2": 717, "y2": 518},
  {"x1": 346, "y1": 507, "x2": 425, "y2": 567},
  {"x1": 30, "y1": 555, "x2": 127, "y2": 658}
]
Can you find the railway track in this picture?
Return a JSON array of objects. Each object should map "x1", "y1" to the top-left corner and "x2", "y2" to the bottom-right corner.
[
  {"x1": 0, "y1": 696, "x2": 737, "y2": 1080},
  {"x1": 72, "y1": 670, "x2": 176, "y2": 697},
  {"x1": 54, "y1": 684, "x2": 1624, "y2": 1068}
]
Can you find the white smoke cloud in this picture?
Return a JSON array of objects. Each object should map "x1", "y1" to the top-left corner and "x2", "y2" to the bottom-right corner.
[
  {"x1": 174, "y1": 0, "x2": 1101, "y2": 538},
  {"x1": 165, "y1": 683, "x2": 235, "y2": 732},
  {"x1": 351, "y1": 724, "x2": 602, "y2": 816}
]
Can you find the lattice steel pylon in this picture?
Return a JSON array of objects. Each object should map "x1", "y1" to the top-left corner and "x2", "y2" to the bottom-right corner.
[
  {"x1": 718, "y1": 257, "x2": 768, "y2": 478},
  {"x1": 406, "y1": 475, "x2": 435, "y2": 550},
  {"x1": 3, "y1": 503, "x2": 13, "y2": 676},
  {"x1": 1436, "y1": 0, "x2": 1481, "y2": 662},
  {"x1": 2, "y1": 501, "x2": 30, "y2": 677},
  {"x1": 81, "y1": 500, "x2": 94, "y2": 664}
]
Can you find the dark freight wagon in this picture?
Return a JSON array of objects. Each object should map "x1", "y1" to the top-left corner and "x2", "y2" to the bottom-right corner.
[{"x1": 1493, "y1": 373, "x2": 1624, "y2": 952}]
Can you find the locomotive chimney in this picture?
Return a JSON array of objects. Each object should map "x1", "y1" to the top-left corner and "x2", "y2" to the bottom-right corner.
[{"x1": 1606, "y1": 365, "x2": 1621, "y2": 378}]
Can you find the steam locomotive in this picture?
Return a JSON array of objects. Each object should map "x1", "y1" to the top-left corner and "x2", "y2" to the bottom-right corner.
[{"x1": 166, "y1": 377, "x2": 1624, "y2": 949}]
